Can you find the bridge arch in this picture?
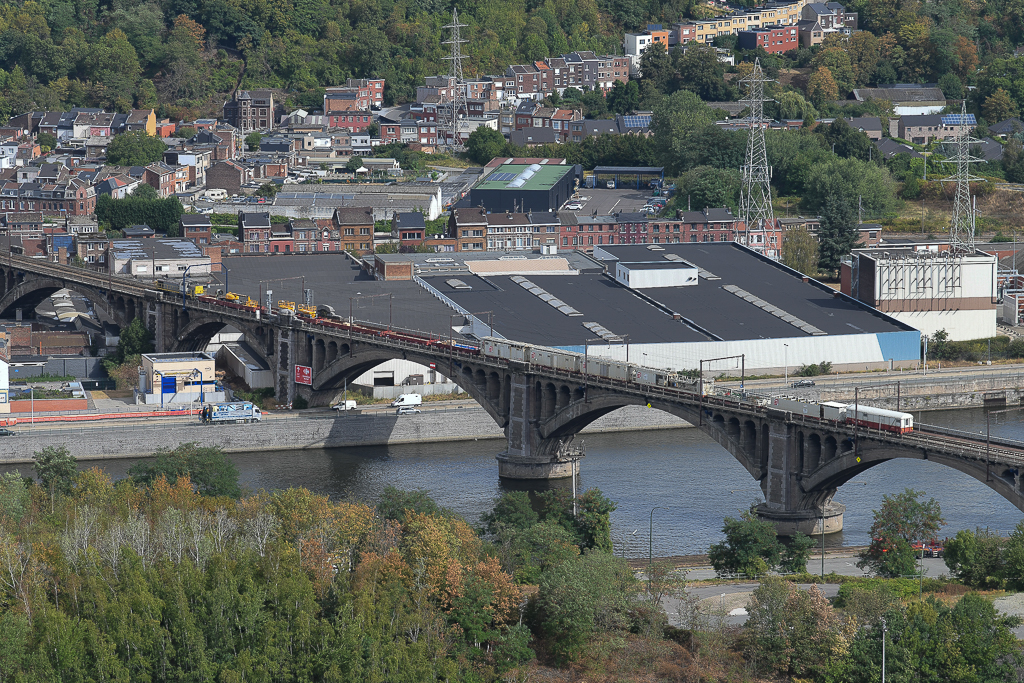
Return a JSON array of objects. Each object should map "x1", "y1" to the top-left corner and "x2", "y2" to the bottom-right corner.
[
  {"x1": 171, "y1": 314, "x2": 272, "y2": 365},
  {"x1": 311, "y1": 347, "x2": 506, "y2": 424},
  {"x1": 0, "y1": 275, "x2": 127, "y2": 326},
  {"x1": 536, "y1": 391, "x2": 766, "y2": 482},
  {"x1": 801, "y1": 438, "x2": 1024, "y2": 513}
]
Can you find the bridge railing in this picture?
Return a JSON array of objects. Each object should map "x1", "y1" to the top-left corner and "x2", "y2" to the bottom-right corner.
[
  {"x1": 6, "y1": 254, "x2": 156, "y2": 296},
  {"x1": 917, "y1": 422, "x2": 1024, "y2": 450}
]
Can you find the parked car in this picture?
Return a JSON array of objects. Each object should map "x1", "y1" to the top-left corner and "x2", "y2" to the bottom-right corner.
[
  {"x1": 396, "y1": 406, "x2": 421, "y2": 415},
  {"x1": 606, "y1": 180, "x2": 615, "y2": 189},
  {"x1": 791, "y1": 379, "x2": 816, "y2": 388},
  {"x1": 0, "y1": 428, "x2": 15, "y2": 436},
  {"x1": 564, "y1": 201, "x2": 583, "y2": 211}
]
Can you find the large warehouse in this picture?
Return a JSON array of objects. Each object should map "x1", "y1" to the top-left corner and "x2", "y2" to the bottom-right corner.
[
  {"x1": 467, "y1": 162, "x2": 580, "y2": 213},
  {"x1": 211, "y1": 244, "x2": 921, "y2": 374}
]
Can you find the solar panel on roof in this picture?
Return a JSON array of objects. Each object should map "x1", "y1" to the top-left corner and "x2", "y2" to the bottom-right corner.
[
  {"x1": 622, "y1": 115, "x2": 652, "y2": 128},
  {"x1": 490, "y1": 172, "x2": 517, "y2": 182},
  {"x1": 941, "y1": 113, "x2": 976, "y2": 126}
]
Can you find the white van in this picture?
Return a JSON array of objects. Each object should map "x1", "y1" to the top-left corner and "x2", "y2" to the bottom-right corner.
[
  {"x1": 205, "y1": 189, "x2": 228, "y2": 201},
  {"x1": 332, "y1": 400, "x2": 357, "y2": 411},
  {"x1": 390, "y1": 394, "x2": 423, "y2": 407}
]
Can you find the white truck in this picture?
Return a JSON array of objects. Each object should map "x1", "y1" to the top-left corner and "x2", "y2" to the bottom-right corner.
[
  {"x1": 333, "y1": 400, "x2": 357, "y2": 411},
  {"x1": 390, "y1": 394, "x2": 422, "y2": 407},
  {"x1": 201, "y1": 402, "x2": 262, "y2": 424}
]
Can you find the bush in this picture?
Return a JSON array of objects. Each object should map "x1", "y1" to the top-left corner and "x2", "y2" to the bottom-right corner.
[
  {"x1": 128, "y1": 442, "x2": 241, "y2": 498},
  {"x1": 291, "y1": 396, "x2": 308, "y2": 410},
  {"x1": 796, "y1": 361, "x2": 833, "y2": 377},
  {"x1": 708, "y1": 509, "x2": 783, "y2": 576},
  {"x1": 376, "y1": 485, "x2": 444, "y2": 524}
]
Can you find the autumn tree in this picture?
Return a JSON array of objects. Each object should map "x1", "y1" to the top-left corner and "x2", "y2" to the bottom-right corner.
[
  {"x1": 984, "y1": 88, "x2": 1020, "y2": 124},
  {"x1": 807, "y1": 66, "x2": 839, "y2": 109}
]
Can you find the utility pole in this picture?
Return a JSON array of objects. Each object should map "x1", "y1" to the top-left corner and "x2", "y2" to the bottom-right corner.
[
  {"x1": 940, "y1": 101, "x2": 983, "y2": 255},
  {"x1": 440, "y1": 8, "x2": 469, "y2": 153}
]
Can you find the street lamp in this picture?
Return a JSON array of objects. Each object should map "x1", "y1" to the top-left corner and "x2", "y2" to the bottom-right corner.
[
  {"x1": 783, "y1": 343, "x2": 789, "y2": 386},
  {"x1": 189, "y1": 367, "x2": 204, "y2": 405},
  {"x1": 881, "y1": 616, "x2": 888, "y2": 683}
]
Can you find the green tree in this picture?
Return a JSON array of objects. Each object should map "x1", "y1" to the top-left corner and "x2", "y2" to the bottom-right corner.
[
  {"x1": 33, "y1": 445, "x2": 77, "y2": 512},
  {"x1": 536, "y1": 550, "x2": 636, "y2": 663},
  {"x1": 176, "y1": 126, "x2": 197, "y2": 139},
  {"x1": 676, "y1": 165, "x2": 741, "y2": 212},
  {"x1": 984, "y1": 87, "x2": 1020, "y2": 124},
  {"x1": 106, "y1": 131, "x2": 167, "y2": 166},
  {"x1": 465, "y1": 127, "x2": 506, "y2": 165},
  {"x1": 944, "y1": 527, "x2": 1006, "y2": 588},
  {"x1": 345, "y1": 156, "x2": 364, "y2": 172},
  {"x1": 817, "y1": 194, "x2": 858, "y2": 276},
  {"x1": 244, "y1": 132, "x2": 262, "y2": 151},
  {"x1": 857, "y1": 488, "x2": 944, "y2": 578},
  {"x1": 1001, "y1": 519, "x2": 1024, "y2": 588},
  {"x1": 255, "y1": 183, "x2": 277, "y2": 197},
  {"x1": 127, "y1": 442, "x2": 241, "y2": 497},
  {"x1": 708, "y1": 509, "x2": 783, "y2": 576},
  {"x1": 376, "y1": 486, "x2": 443, "y2": 523},
  {"x1": 780, "y1": 532, "x2": 815, "y2": 573},
  {"x1": 745, "y1": 576, "x2": 794, "y2": 675},
  {"x1": 113, "y1": 317, "x2": 154, "y2": 364},
  {"x1": 650, "y1": 90, "x2": 718, "y2": 174},
  {"x1": 36, "y1": 132, "x2": 57, "y2": 151},
  {"x1": 804, "y1": 155, "x2": 897, "y2": 216},
  {"x1": 0, "y1": 470, "x2": 29, "y2": 522},
  {"x1": 782, "y1": 225, "x2": 819, "y2": 275},
  {"x1": 811, "y1": 46, "x2": 855, "y2": 95},
  {"x1": 482, "y1": 491, "x2": 538, "y2": 534},
  {"x1": 1002, "y1": 136, "x2": 1024, "y2": 183},
  {"x1": 821, "y1": 117, "x2": 872, "y2": 160},
  {"x1": 606, "y1": 79, "x2": 640, "y2": 115},
  {"x1": 676, "y1": 43, "x2": 731, "y2": 101},
  {"x1": 938, "y1": 72, "x2": 964, "y2": 100}
]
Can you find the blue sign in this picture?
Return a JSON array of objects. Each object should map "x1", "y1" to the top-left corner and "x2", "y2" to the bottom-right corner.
[{"x1": 161, "y1": 376, "x2": 177, "y2": 394}]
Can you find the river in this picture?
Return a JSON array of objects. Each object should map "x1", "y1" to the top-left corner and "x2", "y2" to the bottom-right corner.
[{"x1": 5, "y1": 406, "x2": 1022, "y2": 558}]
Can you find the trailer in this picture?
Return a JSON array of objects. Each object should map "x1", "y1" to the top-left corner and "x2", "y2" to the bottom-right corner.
[{"x1": 201, "y1": 402, "x2": 262, "y2": 424}]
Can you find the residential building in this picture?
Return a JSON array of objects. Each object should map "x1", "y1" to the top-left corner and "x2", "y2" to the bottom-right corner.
[
  {"x1": 846, "y1": 116, "x2": 883, "y2": 140},
  {"x1": 239, "y1": 212, "x2": 272, "y2": 254},
  {"x1": 486, "y1": 211, "x2": 561, "y2": 251},
  {"x1": 392, "y1": 212, "x2": 427, "y2": 243},
  {"x1": 222, "y1": 90, "x2": 275, "y2": 132},
  {"x1": 180, "y1": 215, "x2": 213, "y2": 246},
  {"x1": 143, "y1": 162, "x2": 188, "y2": 197},
  {"x1": 73, "y1": 233, "x2": 109, "y2": 269},
  {"x1": 737, "y1": 26, "x2": 799, "y2": 53},
  {"x1": 207, "y1": 160, "x2": 251, "y2": 195},
  {"x1": 324, "y1": 78, "x2": 385, "y2": 113},
  {"x1": 448, "y1": 208, "x2": 488, "y2": 252},
  {"x1": 898, "y1": 114, "x2": 967, "y2": 145},
  {"x1": 332, "y1": 207, "x2": 375, "y2": 253},
  {"x1": 851, "y1": 85, "x2": 946, "y2": 116}
]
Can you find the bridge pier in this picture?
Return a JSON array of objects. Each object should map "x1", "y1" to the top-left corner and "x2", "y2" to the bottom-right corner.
[
  {"x1": 756, "y1": 500, "x2": 845, "y2": 536},
  {"x1": 496, "y1": 370, "x2": 580, "y2": 479}
]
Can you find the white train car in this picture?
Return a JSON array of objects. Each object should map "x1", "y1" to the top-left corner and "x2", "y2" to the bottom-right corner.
[
  {"x1": 585, "y1": 359, "x2": 631, "y2": 382},
  {"x1": 846, "y1": 404, "x2": 914, "y2": 434},
  {"x1": 819, "y1": 401, "x2": 848, "y2": 421}
]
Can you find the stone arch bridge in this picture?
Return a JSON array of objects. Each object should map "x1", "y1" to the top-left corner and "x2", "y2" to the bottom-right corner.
[{"x1": 5, "y1": 256, "x2": 1024, "y2": 534}]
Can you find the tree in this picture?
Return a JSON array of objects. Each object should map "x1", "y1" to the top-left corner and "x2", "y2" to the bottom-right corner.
[
  {"x1": 780, "y1": 532, "x2": 815, "y2": 573},
  {"x1": 244, "y1": 132, "x2": 262, "y2": 151},
  {"x1": 128, "y1": 442, "x2": 241, "y2": 497},
  {"x1": 345, "y1": 156, "x2": 364, "y2": 172},
  {"x1": 106, "y1": 130, "x2": 166, "y2": 166},
  {"x1": 176, "y1": 126, "x2": 197, "y2": 139},
  {"x1": 606, "y1": 79, "x2": 640, "y2": 115},
  {"x1": 817, "y1": 193, "x2": 858, "y2": 276},
  {"x1": 36, "y1": 132, "x2": 57, "y2": 151},
  {"x1": 803, "y1": 155, "x2": 897, "y2": 216},
  {"x1": 938, "y1": 73, "x2": 964, "y2": 101},
  {"x1": 482, "y1": 491, "x2": 538, "y2": 534},
  {"x1": 821, "y1": 117, "x2": 872, "y2": 160},
  {"x1": 676, "y1": 165, "x2": 742, "y2": 212},
  {"x1": 33, "y1": 445, "x2": 77, "y2": 512},
  {"x1": 465, "y1": 127, "x2": 506, "y2": 165},
  {"x1": 782, "y1": 225, "x2": 819, "y2": 275},
  {"x1": 708, "y1": 509, "x2": 783, "y2": 576},
  {"x1": 944, "y1": 527, "x2": 1006, "y2": 588},
  {"x1": 255, "y1": 183, "x2": 277, "y2": 197},
  {"x1": 857, "y1": 488, "x2": 944, "y2": 578},
  {"x1": 811, "y1": 47, "x2": 855, "y2": 95},
  {"x1": 376, "y1": 486, "x2": 443, "y2": 523},
  {"x1": 676, "y1": 43, "x2": 731, "y2": 101},
  {"x1": 112, "y1": 317, "x2": 154, "y2": 364},
  {"x1": 984, "y1": 88, "x2": 1020, "y2": 124},
  {"x1": 650, "y1": 90, "x2": 719, "y2": 174},
  {"x1": 536, "y1": 550, "x2": 636, "y2": 663},
  {"x1": 807, "y1": 66, "x2": 839, "y2": 109},
  {"x1": 1002, "y1": 136, "x2": 1024, "y2": 183},
  {"x1": 0, "y1": 470, "x2": 29, "y2": 522}
]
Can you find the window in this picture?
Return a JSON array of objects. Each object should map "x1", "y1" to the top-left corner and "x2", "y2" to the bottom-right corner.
[{"x1": 345, "y1": 228, "x2": 354, "y2": 235}]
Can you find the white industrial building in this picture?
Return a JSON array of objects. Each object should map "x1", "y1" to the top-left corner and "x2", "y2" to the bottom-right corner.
[{"x1": 845, "y1": 248, "x2": 998, "y2": 341}]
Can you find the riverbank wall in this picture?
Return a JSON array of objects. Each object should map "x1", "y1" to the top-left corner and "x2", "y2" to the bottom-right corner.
[
  {"x1": 0, "y1": 405, "x2": 690, "y2": 464},
  {"x1": 819, "y1": 372, "x2": 1024, "y2": 412}
]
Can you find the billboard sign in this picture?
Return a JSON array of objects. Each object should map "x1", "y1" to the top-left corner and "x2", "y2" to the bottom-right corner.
[{"x1": 295, "y1": 365, "x2": 312, "y2": 385}]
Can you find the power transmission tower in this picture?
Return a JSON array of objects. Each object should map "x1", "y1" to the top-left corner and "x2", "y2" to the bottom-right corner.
[
  {"x1": 441, "y1": 8, "x2": 469, "y2": 152},
  {"x1": 738, "y1": 59, "x2": 775, "y2": 257},
  {"x1": 940, "y1": 101, "x2": 983, "y2": 255}
]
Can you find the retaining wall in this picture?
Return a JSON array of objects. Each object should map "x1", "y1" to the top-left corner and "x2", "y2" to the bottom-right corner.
[
  {"x1": 820, "y1": 373, "x2": 1024, "y2": 412},
  {"x1": 0, "y1": 405, "x2": 690, "y2": 464}
]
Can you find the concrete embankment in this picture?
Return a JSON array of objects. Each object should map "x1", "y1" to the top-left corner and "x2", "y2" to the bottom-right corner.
[
  {"x1": 0, "y1": 405, "x2": 690, "y2": 464},
  {"x1": 819, "y1": 372, "x2": 1024, "y2": 411}
]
